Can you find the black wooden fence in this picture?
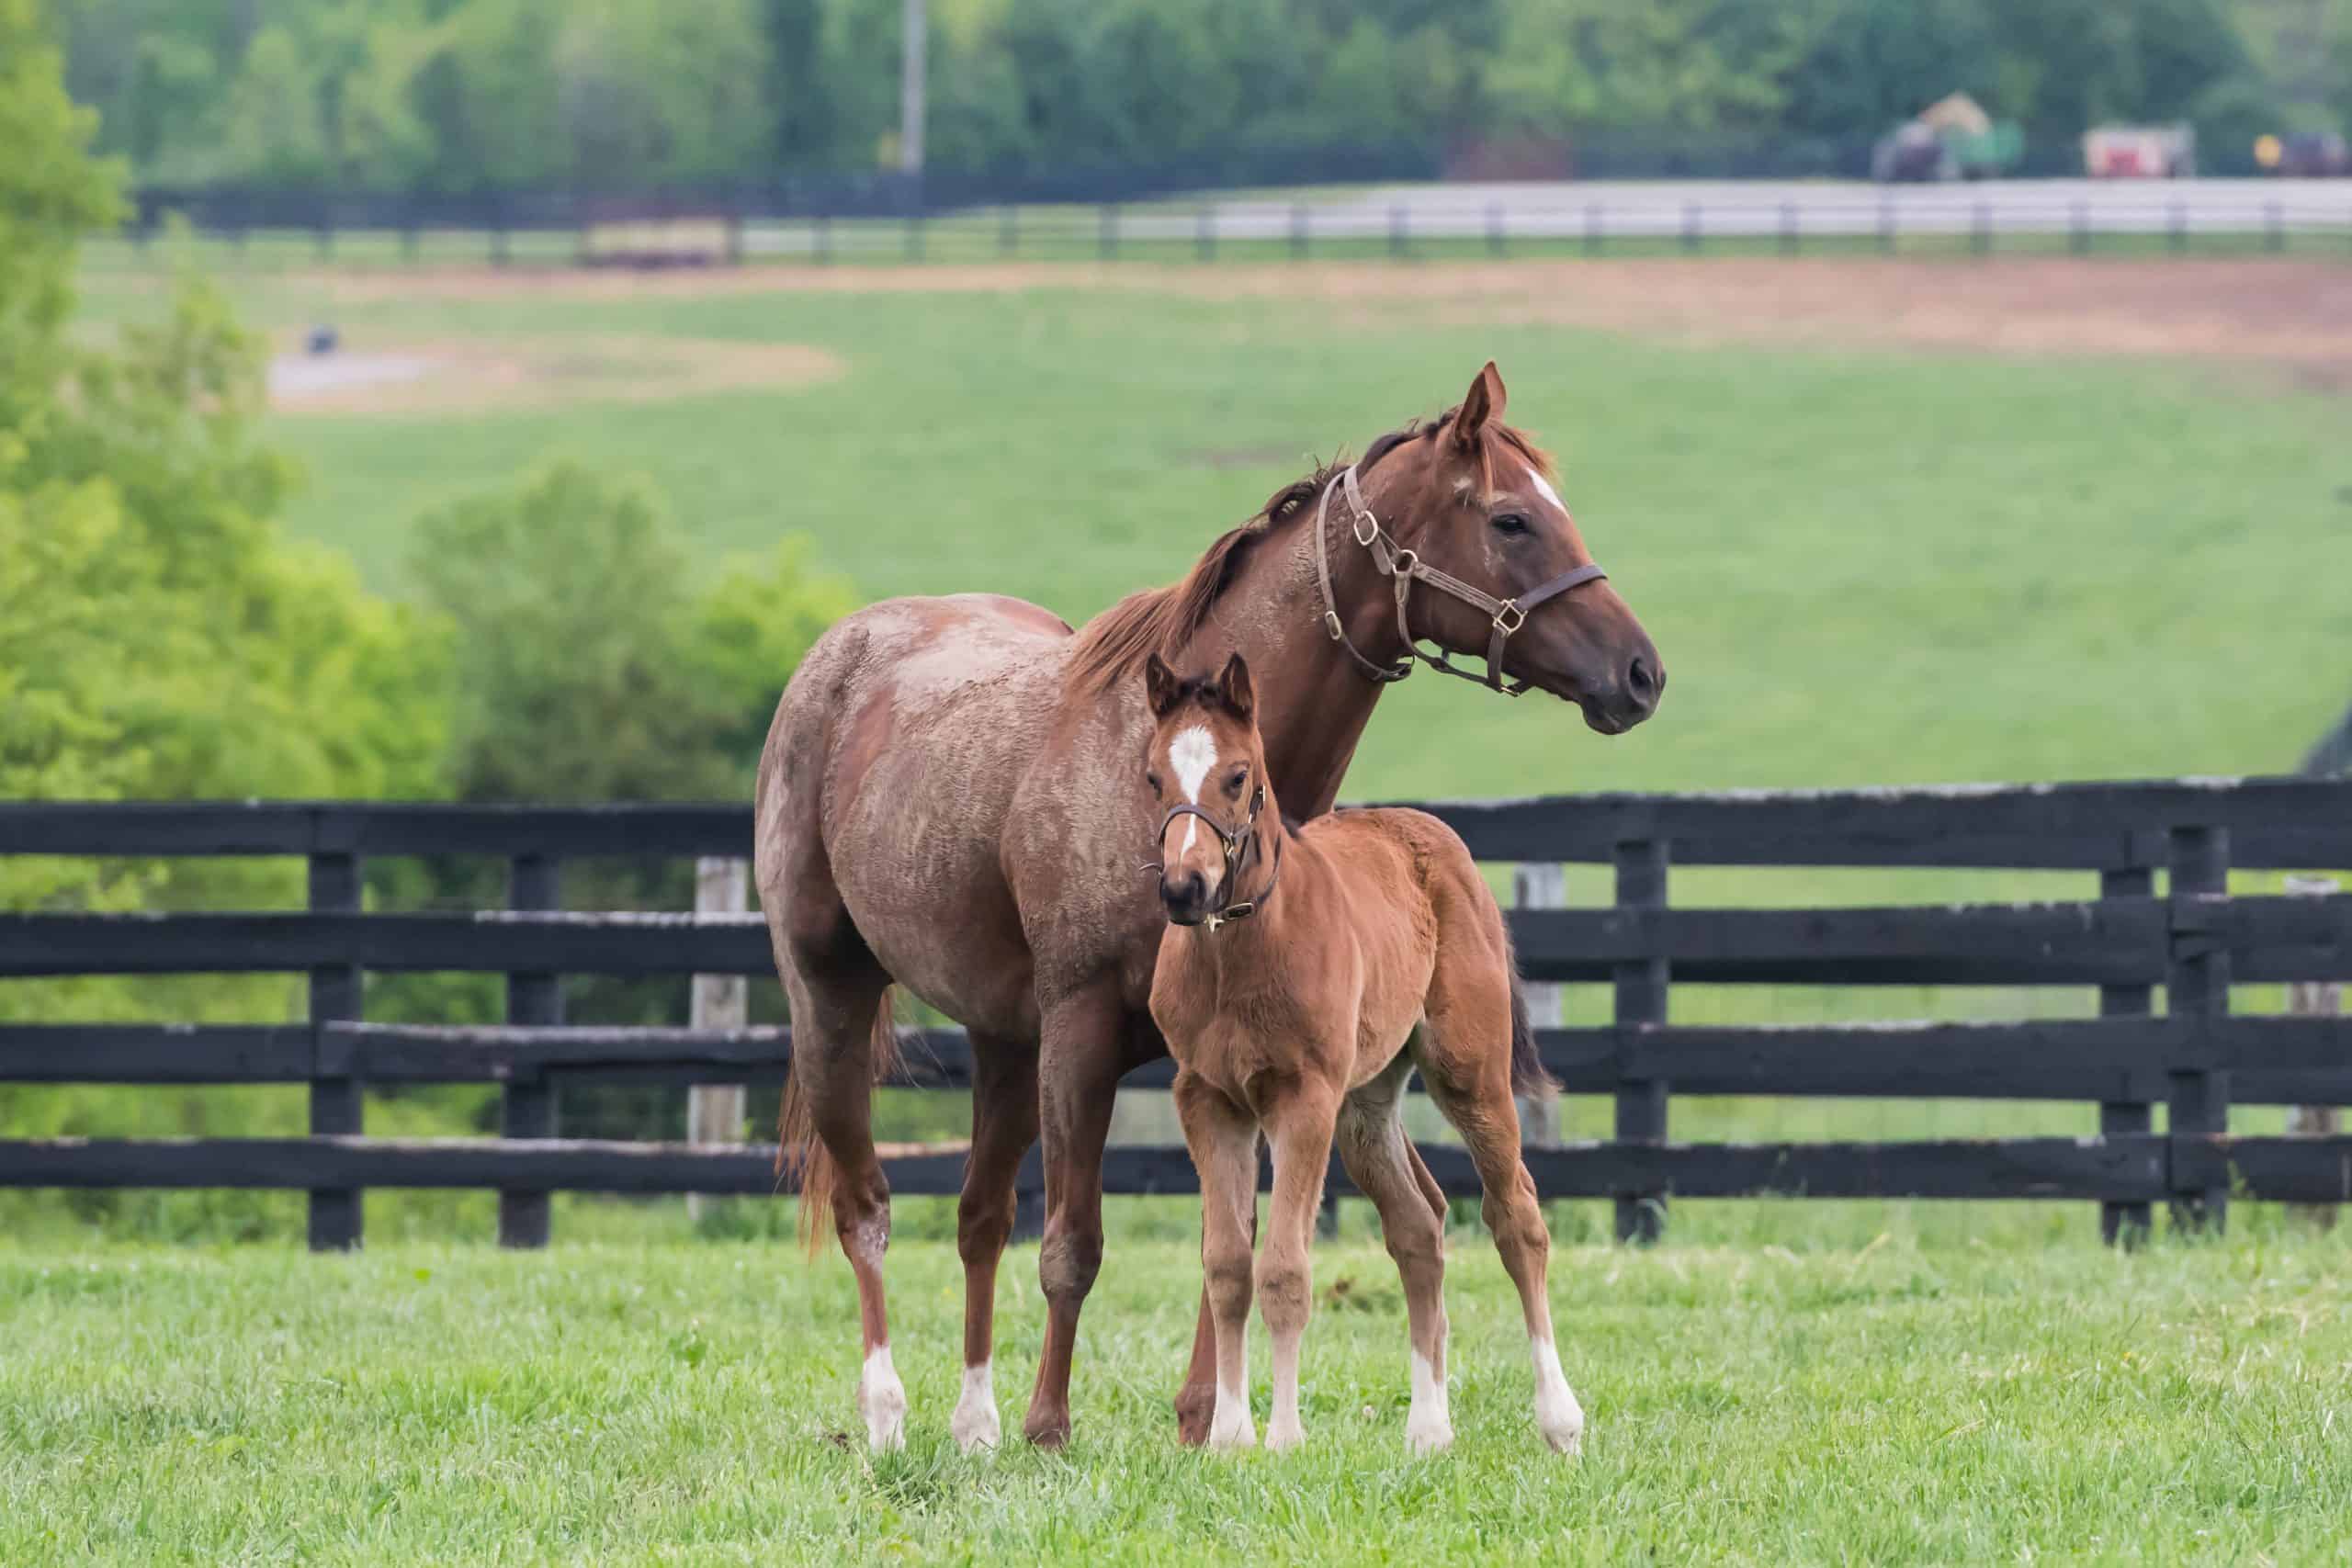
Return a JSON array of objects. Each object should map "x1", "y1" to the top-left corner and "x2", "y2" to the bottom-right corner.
[{"x1": 4, "y1": 779, "x2": 2350, "y2": 1250}]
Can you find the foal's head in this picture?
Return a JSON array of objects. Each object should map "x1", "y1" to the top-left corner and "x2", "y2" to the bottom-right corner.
[{"x1": 1142, "y1": 651, "x2": 1271, "y2": 927}]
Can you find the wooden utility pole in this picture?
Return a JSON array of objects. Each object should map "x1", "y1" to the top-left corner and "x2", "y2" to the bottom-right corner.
[
  {"x1": 685, "y1": 857, "x2": 750, "y2": 1224},
  {"x1": 899, "y1": 0, "x2": 926, "y2": 177}
]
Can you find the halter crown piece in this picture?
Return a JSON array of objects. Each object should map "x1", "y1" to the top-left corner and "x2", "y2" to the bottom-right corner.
[
  {"x1": 1312, "y1": 465, "x2": 1608, "y2": 696},
  {"x1": 1154, "y1": 784, "x2": 1283, "y2": 931}
]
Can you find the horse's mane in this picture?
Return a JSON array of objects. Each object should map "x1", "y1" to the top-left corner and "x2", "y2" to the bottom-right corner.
[{"x1": 1064, "y1": 412, "x2": 1555, "y2": 696}]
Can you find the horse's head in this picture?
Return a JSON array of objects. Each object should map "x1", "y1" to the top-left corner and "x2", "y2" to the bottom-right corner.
[
  {"x1": 1142, "y1": 650, "x2": 1274, "y2": 928},
  {"x1": 1347, "y1": 362, "x2": 1662, "y2": 733}
]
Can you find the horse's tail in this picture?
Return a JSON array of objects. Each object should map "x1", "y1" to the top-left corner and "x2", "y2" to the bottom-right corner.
[
  {"x1": 1503, "y1": 926, "x2": 1556, "y2": 1100},
  {"x1": 777, "y1": 985, "x2": 904, "y2": 1257}
]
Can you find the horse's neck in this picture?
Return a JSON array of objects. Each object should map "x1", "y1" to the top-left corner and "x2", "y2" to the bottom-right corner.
[{"x1": 1180, "y1": 519, "x2": 1405, "y2": 818}]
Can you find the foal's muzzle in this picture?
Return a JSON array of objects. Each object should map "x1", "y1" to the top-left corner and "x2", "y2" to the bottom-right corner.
[{"x1": 1159, "y1": 868, "x2": 1211, "y2": 926}]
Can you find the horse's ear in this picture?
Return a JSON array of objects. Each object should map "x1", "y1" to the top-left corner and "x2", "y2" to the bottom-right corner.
[
  {"x1": 1217, "y1": 651, "x2": 1256, "y2": 722},
  {"x1": 1145, "y1": 652, "x2": 1180, "y2": 717},
  {"x1": 1454, "y1": 361, "x2": 1507, "y2": 449}
]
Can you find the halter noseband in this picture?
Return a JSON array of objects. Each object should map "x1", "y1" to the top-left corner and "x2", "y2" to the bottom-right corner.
[
  {"x1": 1151, "y1": 785, "x2": 1283, "y2": 930},
  {"x1": 1312, "y1": 465, "x2": 1608, "y2": 696}
]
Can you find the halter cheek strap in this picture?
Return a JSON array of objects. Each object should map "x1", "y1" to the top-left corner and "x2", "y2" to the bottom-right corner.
[
  {"x1": 1314, "y1": 466, "x2": 1609, "y2": 696},
  {"x1": 1151, "y1": 786, "x2": 1283, "y2": 929}
]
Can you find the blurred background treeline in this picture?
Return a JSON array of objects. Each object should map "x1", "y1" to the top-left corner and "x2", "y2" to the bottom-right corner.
[{"x1": 54, "y1": 0, "x2": 2352, "y2": 189}]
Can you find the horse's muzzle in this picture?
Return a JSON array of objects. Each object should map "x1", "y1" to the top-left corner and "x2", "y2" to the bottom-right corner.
[{"x1": 1159, "y1": 869, "x2": 1210, "y2": 926}]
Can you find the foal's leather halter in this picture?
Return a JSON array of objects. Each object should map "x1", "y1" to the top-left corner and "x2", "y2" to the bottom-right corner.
[
  {"x1": 1312, "y1": 465, "x2": 1609, "y2": 696},
  {"x1": 1155, "y1": 785, "x2": 1284, "y2": 930}
]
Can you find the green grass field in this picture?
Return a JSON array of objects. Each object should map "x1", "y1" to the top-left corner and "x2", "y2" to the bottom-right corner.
[
  {"x1": 5, "y1": 1230, "x2": 2349, "y2": 1563},
  {"x1": 74, "y1": 254, "x2": 2352, "y2": 801}
]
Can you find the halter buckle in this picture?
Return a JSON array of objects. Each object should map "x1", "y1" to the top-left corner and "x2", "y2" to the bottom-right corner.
[
  {"x1": 1323, "y1": 609, "x2": 1344, "y2": 642},
  {"x1": 1351, "y1": 509, "x2": 1381, "y2": 547},
  {"x1": 1493, "y1": 601, "x2": 1526, "y2": 636}
]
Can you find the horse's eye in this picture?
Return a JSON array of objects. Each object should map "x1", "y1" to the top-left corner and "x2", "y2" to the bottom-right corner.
[
  {"x1": 1492, "y1": 513, "x2": 1531, "y2": 537},
  {"x1": 1145, "y1": 772, "x2": 1161, "y2": 792},
  {"x1": 1226, "y1": 769, "x2": 1247, "y2": 796}
]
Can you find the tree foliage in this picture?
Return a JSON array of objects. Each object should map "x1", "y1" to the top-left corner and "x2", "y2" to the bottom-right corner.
[{"x1": 53, "y1": 0, "x2": 2341, "y2": 186}]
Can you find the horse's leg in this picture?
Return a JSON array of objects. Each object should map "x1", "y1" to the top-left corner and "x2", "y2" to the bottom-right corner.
[
  {"x1": 1420, "y1": 987, "x2": 1584, "y2": 1457},
  {"x1": 1176, "y1": 1192, "x2": 1258, "y2": 1446},
  {"x1": 783, "y1": 967, "x2": 904, "y2": 1451},
  {"x1": 1336, "y1": 1056, "x2": 1453, "y2": 1454},
  {"x1": 1258, "y1": 1080, "x2": 1340, "y2": 1451},
  {"x1": 1021, "y1": 985, "x2": 1126, "y2": 1449},
  {"x1": 1176, "y1": 1072, "x2": 1261, "y2": 1451},
  {"x1": 951, "y1": 1034, "x2": 1038, "y2": 1453}
]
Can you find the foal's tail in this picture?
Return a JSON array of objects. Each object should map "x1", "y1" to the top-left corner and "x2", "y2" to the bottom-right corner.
[
  {"x1": 1502, "y1": 927, "x2": 1557, "y2": 1100},
  {"x1": 776, "y1": 985, "x2": 905, "y2": 1257}
]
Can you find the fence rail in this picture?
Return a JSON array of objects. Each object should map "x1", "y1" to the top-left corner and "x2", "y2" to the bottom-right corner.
[
  {"x1": 4, "y1": 778, "x2": 2349, "y2": 1248},
  {"x1": 113, "y1": 180, "x2": 2352, "y2": 267}
]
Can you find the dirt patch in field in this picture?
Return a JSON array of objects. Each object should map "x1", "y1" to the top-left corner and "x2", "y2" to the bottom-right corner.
[
  {"x1": 267, "y1": 333, "x2": 843, "y2": 415},
  {"x1": 288, "y1": 256, "x2": 2352, "y2": 386}
]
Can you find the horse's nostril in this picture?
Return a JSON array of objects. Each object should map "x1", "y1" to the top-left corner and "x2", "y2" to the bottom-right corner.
[{"x1": 1628, "y1": 657, "x2": 1657, "y2": 702}]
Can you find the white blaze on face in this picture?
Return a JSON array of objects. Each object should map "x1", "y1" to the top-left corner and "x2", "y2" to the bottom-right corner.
[
  {"x1": 1167, "y1": 725, "x2": 1218, "y2": 853},
  {"x1": 1525, "y1": 462, "x2": 1566, "y2": 514}
]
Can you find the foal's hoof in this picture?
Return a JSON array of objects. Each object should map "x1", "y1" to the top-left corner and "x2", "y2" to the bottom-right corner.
[
  {"x1": 951, "y1": 1378, "x2": 1001, "y2": 1454},
  {"x1": 1541, "y1": 1417, "x2": 1584, "y2": 1458},
  {"x1": 1264, "y1": 1419, "x2": 1306, "y2": 1452},
  {"x1": 1404, "y1": 1414, "x2": 1454, "y2": 1456},
  {"x1": 1174, "y1": 1383, "x2": 1216, "y2": 1448}
]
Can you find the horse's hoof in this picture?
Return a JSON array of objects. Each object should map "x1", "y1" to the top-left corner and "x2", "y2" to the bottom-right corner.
[
  {"x1": 1022, "y1": 1406, "x2": 1072, "y2": 1450},
  {"x1": 952, "y1": 1363, "x2": 1000, "y2": 1453},
  {"x1": 859, "y1": 1373, "x2": 908, "y2": 1453},
  {"x1": 1206, "y1": 1406, "x2": 1257, "y2": 1451},
  {"x1": 1174, "y1": 1384, "x2": 1216, "y2": 1448},
  {"x1": 1264, "y1": 1420, "x2": 1306, "y2": 1452},
  {"x1": 1541, "y1": 1418, "x2": 1584, "y2": 1458},
  {"x1": 1405, "y1": 1416, "x2": 1454, "y2": 1456}
]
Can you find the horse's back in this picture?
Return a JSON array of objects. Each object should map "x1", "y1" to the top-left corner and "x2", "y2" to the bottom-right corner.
[{"x1": 755, "y1": 592, "x2": 1077, "y2": 1037}]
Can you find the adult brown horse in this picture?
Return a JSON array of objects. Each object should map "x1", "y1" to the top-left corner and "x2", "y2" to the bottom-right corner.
[{"x1": 758, "y1": 363, "x2": 1662, "y2": 1452}]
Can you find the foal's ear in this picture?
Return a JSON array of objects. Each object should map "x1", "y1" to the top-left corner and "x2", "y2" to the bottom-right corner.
[
  {"x1": 1454, "y1": 360, "x2": 1507, "y2": 449},
  {"x1": 1216, "y1": 651, "x2": 1256, "y2": 722},
  {"x1": 1144, "y1": 651, "x2": 1181, "y2": 717}
]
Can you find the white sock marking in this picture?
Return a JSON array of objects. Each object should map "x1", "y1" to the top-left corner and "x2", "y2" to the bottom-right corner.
[
  {"x1": 860, "y1": 1344, "x2": 908, "y2": 1452},
  {"x1": 1207, "y1": 1371, "x2": 1256, "y2": 1450},
  {"x1": 1405, "y1": 1347, "x2": 1453, "y2": 1455},
  {"x1": 1168, "y1": 725, "x2": 1217, "y2": 856},
  {"x1": 950, "y1": 1359, "x2": 999, "y2": 1452},
  {"x1": 1529, "y1": 1336, "x2": 1584, "y2": 1456}
]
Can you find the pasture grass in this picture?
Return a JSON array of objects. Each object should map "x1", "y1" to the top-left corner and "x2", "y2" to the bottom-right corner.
[
  {"x1": 3, "y1": 1229, "x2": 2347, "y2": 1563},
  {"x1": 68, "y1": 259, "x2": 2352, "y2": 800}
]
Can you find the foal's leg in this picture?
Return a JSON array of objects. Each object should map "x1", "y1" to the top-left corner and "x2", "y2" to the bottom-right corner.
[
  {"x1": 1420, "y1": 997, "x2": 1584, "y2": 1456},
  {"x1": 784, "y1": 969, "x2": 906, "y2": 1450},
  {"x1": 1259, "y1": 1082, "x2": 1341, "y2": 1451},
  {"x1": 1336, "y1": 1056, "x2": 1453, "y2": 1454},
  {"x1": 951, "y1": 1035, "x2": 1039, "y2": 1452},
  {"x1": 1176, "y1": 1074, "x2": 1262, "y2": 1451}
]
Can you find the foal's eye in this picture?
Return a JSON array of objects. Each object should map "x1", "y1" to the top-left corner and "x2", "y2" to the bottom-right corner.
[
  {"x1": 1225, "y1": 769, "x2": 1248, "y2": 796},
  {"x1": 1145, "y1": 772, "x2": 1161, "y2": 792},
  {"x1": 1491, "y1": 513, "x2": 1532, "y2": 537}
]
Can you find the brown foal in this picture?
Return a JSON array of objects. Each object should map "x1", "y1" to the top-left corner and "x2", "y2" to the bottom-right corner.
[{"x1": 1143, "y1": 651, "x2": 1584, "y2": 1456}]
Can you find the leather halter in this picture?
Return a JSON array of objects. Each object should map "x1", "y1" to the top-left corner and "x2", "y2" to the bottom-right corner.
[
  {"x1": 1153, "y1": 784, "x2": 1283, "y2": 930},
  {"x1": 1312, "y1": 465, "x2": 1608, "y2": 696}
]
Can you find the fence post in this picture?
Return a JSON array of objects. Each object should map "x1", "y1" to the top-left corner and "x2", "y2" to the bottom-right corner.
[
  {"x1": 499, "y1": 852, "x2": 562, "y2": 1247},
  {"x1": 2167, "y1": 199, "x2": 2188, "y2": 254},
  {"x1": 2098, "y1": 862, "x2": 2155, "y2": 1247},
  {"x1": 686, "y1": 858, "x2": 751, "y2": 1225},
  {"x1": 724, "y1": 205, "x2": 745, "y2": 267},
  {"x1": 1779, "y1": 200, "x2": 1798, "y2": 256},
  {"x1": 1288, "y1": 202, "x2": 1309, "y2": 260},
  {"x1": 1513, "y1": 863, "x2": 1566, "y2": 1159},
  {"x1": 307, "y1": 852, "x2": 364, "y2": 1252},
  {"x1": 813, "y1": 212, "x2": 831, "y2": 265},
  {"x1": 998, "y1": 203, "x2": 1018, "y2": 257},
  {"x1": 1680, "y1": 202, "x2": 1701, "y2": 254},
  {"x1": 1613, "y1": 840, "x2": 1669, "y2": 1243},
  {"x1": 1388, "y1": 203, "x2": 1409, "y2": 259},
  {"x1": 1878, "y1": 197, "x2": 1895, "y2": 255},
  {"x1": 2285, "y1": 875, "x2": 2342, "y2": 1231},
  {"x1": 1485, "y1": 201, "x2": 1505, "y2": 259},
  {"x1": 904, "y1": 212, "x2": 924, "y2": 262},
  {"x1": 1972, "y1": 201, "x2": 1991, "y2": 256},
  {"x1": 2265, "y1": 199, "x2": 2285, "y2": 254},
  {"x1": 1583, "y1": 202, "x2": 1601, "y2": 256},
  {"x1": 1196, "y1": 203, "x2": 1216, "y2": 263},
  {"x1": 2165, "y1": 825, "x2": 2231, "y2": 1235},
  {"x1": 2069, "y1": 199, "x2": 2089, "y2": 256},
  {"x1": 1098, "y1": 203, "x2": 1119, "y2": 260}
]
